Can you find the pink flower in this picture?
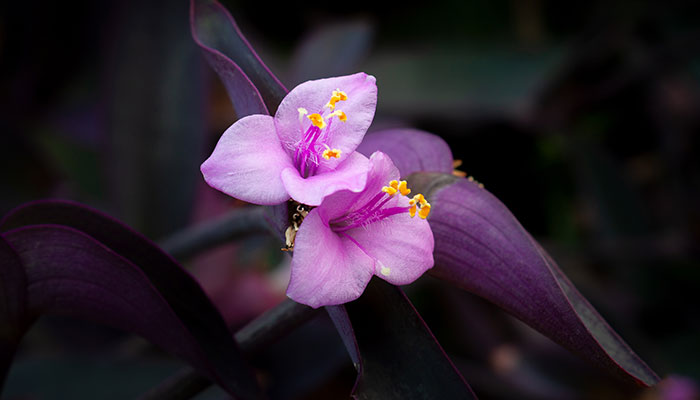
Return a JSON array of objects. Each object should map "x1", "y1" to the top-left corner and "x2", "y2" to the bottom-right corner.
[
  {"x1": 286, "y1": 152, "x2": 435, "y2": 308},
  {"x1": 201, "y1": 73, "x2": 377, "y2": 206}
]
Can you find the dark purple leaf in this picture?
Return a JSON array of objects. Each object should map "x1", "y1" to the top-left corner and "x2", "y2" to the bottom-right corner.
[
  {"x1": 1, "y1": 201, "x2": 262, "y2": 399},
  {"x1": 344, "y1": 278, "x2": 477, "y2": 399},
  {"x1": 325, "y1": 305, "x2": 361, "y2": 369},
  {"x1": 409, "y1": 173, "x2": 659, "y2": 387},
  {"x1": 190, "y1": 0, "x2": 287, "y2": 116},
  {"x1": 357, "y1": 129, "x2": 454, "y2": 178},
  {"x1": 0, "y1": 236, "x2": 28, "y2": 392}
]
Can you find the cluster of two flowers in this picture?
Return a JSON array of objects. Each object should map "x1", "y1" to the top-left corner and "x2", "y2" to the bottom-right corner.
[{"x1": 201, "y1": 73, "x2": 434, "y2": 308}]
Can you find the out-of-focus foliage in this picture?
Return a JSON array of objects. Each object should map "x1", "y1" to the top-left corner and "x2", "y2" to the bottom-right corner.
[{"x1": 1, "y1": 0, "x2": 699, "y2": 398}]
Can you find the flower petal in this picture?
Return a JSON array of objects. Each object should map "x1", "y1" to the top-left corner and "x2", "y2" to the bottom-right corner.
[
  {"x1": 346, "y1": 195, "x2": 434, "y2": 285},
  {"x1": 280, "y1": 151, "x2": 369, "y2": 206},
  {"x1": 315, "y1": 151, "x2": 399, "y2": 221},
  {"x1": 357, "y1": 129, "x2": 454, "y2": 177},
  {"x1": 275, "y1": 73, "x2": 377, "y2": 162},
  {"x1": 286, "y1": 209, "x2": 374, "y2": 308},
  {"x1": 201, "y1": 114, "x2": 293, "y2": 205}
]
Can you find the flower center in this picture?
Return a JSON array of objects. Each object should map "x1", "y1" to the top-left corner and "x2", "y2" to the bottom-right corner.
[
  {"x1": 293, "y1": 90, "x2": 348, "y2": 178},
  {"x1": 329, "y1": 179, "x2": 431, "y2": 233}
]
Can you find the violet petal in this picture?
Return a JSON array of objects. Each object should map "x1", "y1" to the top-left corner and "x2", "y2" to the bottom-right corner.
[
  {"x1": 0, "y1": 200, "x2": 262, "y2": 399},
  {"x1": 190, "y1": 0, "x2": 287, "y2": 115},
  {"x1": 410, "y1": 173, "x2": 659, "y2": 387},
  {"x1": 357, "y1": 129, "x2": 454, "y2": 178},
  {"x1": 344, "y1": 278, "x2": 477, "y2": 399},
  {"x1": 201, "y1": 114, "x2": 293, "y2": 205},
  {"x1": 0, "y1": 236, "x2": 28, "y2": 392}
]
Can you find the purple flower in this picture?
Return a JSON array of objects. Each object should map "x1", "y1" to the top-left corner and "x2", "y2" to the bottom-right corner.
[
  {"x1": 286, "y1": 151, "x2": 435, "y2": 308},
  {"x1": 201, "y1": 73, "x2": 377, "y2": 206}
]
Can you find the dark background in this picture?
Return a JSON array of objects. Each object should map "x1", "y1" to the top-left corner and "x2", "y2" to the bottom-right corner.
[{"x1": 1, "y1": 0, "x2": 699, "y2": 398}]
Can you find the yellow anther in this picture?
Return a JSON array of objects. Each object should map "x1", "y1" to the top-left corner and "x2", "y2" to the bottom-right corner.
[
  {"x1": 329, "y1": 110, "x2": 347, "y2": 122},
  {"x1": 307, "y1": 113, "x2": 326, "y2": 129},
  {"x1": 398, "y1": 180, "x2": 411, "y2": 196},
  {"x1": 382, "y1": 186, "x2": 398, "y2": 195},
  {"x1": 325, "y1": 89, "x2": 348, "y2": 110},
  {"x1": 322, "y1": 148, "x2": 342, "y2": 160},
  {"x1": 409, "y1": 193, "x2": 431, "y2": 219},
  {"x1": 418, "y1": 202, "x2": 431, "y2": 219}
]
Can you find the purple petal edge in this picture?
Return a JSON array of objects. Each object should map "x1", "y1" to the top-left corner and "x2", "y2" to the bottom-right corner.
[
  {"x1": 357, "y1": 129, "x2": 454, "y2": 178},
  {"x1": 418, "y1": 173, "x2": 659, "y2": 387}
]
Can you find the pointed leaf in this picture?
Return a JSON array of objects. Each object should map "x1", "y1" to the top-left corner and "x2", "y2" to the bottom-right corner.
[
  {"x1": 0, "y1": 236, "x2": 28, "y2": 392},
  {"x1": 409, "y1": 173, "x2": 659, "y2": 387},
  {"x1": 344, "y1": 278, "x2": 477, "y2": 399},
  {"x1": 191, "y1": 0, "x2": 287, "y2": 115},
  {"x1": 357, "y1": 129, "x2": 454, "y2": 178},
  {"x1": 1, "y1": 201, "x2": 262, "y2": 399}
]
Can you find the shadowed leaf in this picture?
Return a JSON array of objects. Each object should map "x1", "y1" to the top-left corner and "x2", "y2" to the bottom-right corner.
[
  {"x1": 0, "y1": 236, "x2": 28, "y2": 392},
  {"x1": 409, "y1": 173, "x2": 659, "y2": 387},
  {"x1": 191, "y1": 0, "x2": 287, "y2": 115},
  {"x1": 343, "y1": 279, "x2": 477, "y2": 399},
  {"x1": 1, "y1": 201, "x2": 262, "y2": 399}
]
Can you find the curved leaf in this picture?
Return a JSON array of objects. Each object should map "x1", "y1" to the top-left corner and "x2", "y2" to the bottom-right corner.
[
  {"x1": 409, "y1": 173, "x2": 659, "y2": 387},
  {"x1": 1, "y1": 201, "x2": 262, "y2": 399},
  {"x1": 190, "y1": 0, "x2": 287, "y2": 115},
  {"x1": 0, "y1": 236, "x2": 28, "y2": 392},
  {"x1": 357, "y1": 129, "x2": 454, "y2": 178},
  {"x1": 343, "y1": 279, "x2": 477, "y2": 399}
]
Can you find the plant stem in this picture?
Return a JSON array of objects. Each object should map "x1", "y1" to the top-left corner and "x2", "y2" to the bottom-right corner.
[
  {"x1": 158, "y1": 207, "x2": 270, "y2": 260},
  {"x1": 137, "y1": 299, "x2": 319, "y2": 400}
]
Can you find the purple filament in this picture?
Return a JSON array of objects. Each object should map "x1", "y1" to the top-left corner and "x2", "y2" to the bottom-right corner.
[{"x1": 330, "y1": 192, "x2": 409, "y2": 233}]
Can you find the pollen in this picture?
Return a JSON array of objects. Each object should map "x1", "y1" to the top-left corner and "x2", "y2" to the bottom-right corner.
[
  {"x1": 380, "y1": 266, "x2": 391, "y2": 276},
  {"x1": 322, "y1": 148, "x2": 342, "y2": 160},
  {"x1": 397, "y1": 180, "x2": 411, "y2": 195},
  {"x1": 325, "y1": 89, "x2": 348, "y2": 110},
  {"x1": 329, "y1": 110, "x2": 347, "y2": 122},
  {"x1": 307, "y1": 113, "x2": 326, "y2": 129},
  {"x1": 382, "y1": 180, "x2": 399, "y2": 196},
  {"x1": 409, "y1": 193, "x2": 431, "y2": 219},
  {"x1": 382, "y1": 186, "x2": 398, "y2": 195}
]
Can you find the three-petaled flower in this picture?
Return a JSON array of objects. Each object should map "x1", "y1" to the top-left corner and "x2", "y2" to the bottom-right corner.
[
  {"x1": 201, "y1": 73, "x2": 377, "y2": 206},
  {"x1": 286, "y1": 152, "x2": 434, "y2": 308}
]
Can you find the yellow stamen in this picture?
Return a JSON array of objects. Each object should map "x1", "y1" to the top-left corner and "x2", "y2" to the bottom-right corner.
[
  {"x1": 382, "y1": 186, "x2": 398, "y2": 195},
  {"x1": 322, "y1": 148, "x2": 342, "y2": 160},
  {"x1": 329, "y1": 110, "x2": 347, "y2": 122},
  {"x1": 307, "y1": 113, "x2": 326, "y2": 129},
  {"x1": 398, "y1": 180, "x2": 411, "y2": 196},
  {"x1": 325, "y1": 89, "x2": 348, "y2": 110},
  {"x1": 418, "y1": 203, "x2": 431, "y2": 219},
  {"x1": 382, "y1": 180, "x2": 399, "y2": 195},
  {"x1": 409, "y1": 193, "x2": 431, "y2": 219}
]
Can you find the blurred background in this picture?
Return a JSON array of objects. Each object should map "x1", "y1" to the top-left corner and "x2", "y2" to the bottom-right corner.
[{"x1": 1, "y1": 0, "x2": 699, "y2": 398}]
